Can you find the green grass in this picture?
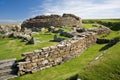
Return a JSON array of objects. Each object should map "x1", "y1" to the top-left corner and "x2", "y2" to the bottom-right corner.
[
  {"x1": 82, "y1": 23, "x2": 102, "y2": 28},
  {"x1": 99, "y1": 19, "x2": 120, "y2": 22},
  {"x1": 12, "y1": 40, "x2": 120, "y2": 80},
  {"x1": 0, "y1": 31, "x2": 70, "y2": 60},
  {"x1": 98, "y1": 31, "x2": 120, "y2": 39},
  {"x1": 0, "y1": 38, "x2": 57, "y2": 60},
  {"x1": 82, "y1": 23, "x2": 94, "y2": 28},
  {"x1": 83, "y1": 19, "x2": 120, "y2": 23},
  {"x1": 0, "y1": 21, "x2": 119, "y2": 80},
  {"x1": 11, "y1": 27, "x2": 120, "y2": 80},
  {"x1": 79, "y1": 42, "x2": 120, "y2": 80},
  {"x1": 56, "y1": 26, "x2": 73, "y2": 32},
  {"x1": 11, "y1": 43, "x2": 106, "y2": 80}
]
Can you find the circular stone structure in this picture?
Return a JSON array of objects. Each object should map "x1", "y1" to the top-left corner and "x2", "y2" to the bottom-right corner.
[{"x1": 21, "y1": 14, "x2": 82, "y2": 31}]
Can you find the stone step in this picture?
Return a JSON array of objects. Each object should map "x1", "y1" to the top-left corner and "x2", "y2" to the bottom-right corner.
[
  {"x1": 0, "y1": 62, "x2": 16, "y2": 70},
  {"x1": 0, "y1": 68, "x2": 17, "y2": 76},
  {"x1": 0, "y1": 58, "x2": 16, "y2": 64},
  {"x1": 0, "y1": 74, "x2": 17, "y2": 80}
]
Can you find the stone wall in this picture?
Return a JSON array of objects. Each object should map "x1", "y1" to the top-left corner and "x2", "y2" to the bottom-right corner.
[
  {"x1": 87, "y1": 26, "x2": 111, "y2": 35},
  {"x1": 17, "y1": 32, "x2": 97, "y2": 75},
  {"x1": 21, "y1": 14, "x2": 82, "y2": 31}
]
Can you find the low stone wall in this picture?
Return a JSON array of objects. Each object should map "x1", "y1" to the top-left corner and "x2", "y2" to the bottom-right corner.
[
  {"x1": 0, "y1": 58, "x2": 17, "y2": 80},
  {"x1": 88, "y1": 26, "x2": 111, "y2": 35},
  {"x1": 17, "y1": 32, "x2": 97, "y2": 75}
]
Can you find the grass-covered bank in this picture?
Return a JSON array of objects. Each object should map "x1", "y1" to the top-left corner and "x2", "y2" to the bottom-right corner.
[{"x1": 78, "y1": 41, "x2": 120, "y2": 80}]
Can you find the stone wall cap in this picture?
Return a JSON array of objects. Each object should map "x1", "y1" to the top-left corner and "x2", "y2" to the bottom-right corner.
[
  {"x1": 57, "y1": 44, "x2": 65, "y2": 47},
  {"x1": 42, "y1": 47, "x2": 50, "y2": 51},
  {"x1": 33, "y1": 50, "x2": 42, "y2": 54},
  {"x1": 22, "y1": 52, "x2": 33, "y2": 56},
  {"x1": 17, "y1": 61, "x2": 30, "y2": 65}
]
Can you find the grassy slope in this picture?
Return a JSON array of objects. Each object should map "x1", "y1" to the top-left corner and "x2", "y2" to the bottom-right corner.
[
  {"x1": 79, "y1": 41, "x2": 120, "y2": 80},
  {"x1": 11, "y1": 43, "x2": 106, "y2": 80},
  {"x1": 98, "y1": 19, "x2": 120, "y2": 22},
  {"x1": 83, "y1": 19, "x2": 120, "y2": 23},
  {"x1": 11, "y1": 28, "x2": 120, "y2": 80},
  {"x1": 0, "y1": 20, "x2": 118, "y2": 80},
  {"x1": 10, "y1": 21, "x2": 120, "y2": 80},
  {"x1": 82, "y1": 23, "x2": 93, "y2": 28},
  {"x1": 98, "y1": 31, "x2": 120, "y2": 39},
  {"x1": 82, "y1": 23, "x2": 102, "y2": 28}
]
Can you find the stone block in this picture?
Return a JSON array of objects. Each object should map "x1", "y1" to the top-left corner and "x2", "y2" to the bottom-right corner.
[{"x1": 42, "y1": 60, "x2": 49, "y2": 65}]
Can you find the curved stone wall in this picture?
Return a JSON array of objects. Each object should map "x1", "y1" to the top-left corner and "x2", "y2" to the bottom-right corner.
[{"x1": 21, "y1": 14, "x2": 82, "y2": 31}]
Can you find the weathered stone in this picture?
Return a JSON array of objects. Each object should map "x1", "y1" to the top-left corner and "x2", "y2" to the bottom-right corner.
[
  {"x1": 0, "y1": 24, "x2": 21, "y2": 34},
  {"x1": 27, "y1": 37, "x2": 35, "y2": 44},
  {"x1": 31, "y1": 63, "x2": 37, "y2": 67},
  {"x1": 42, "y1": 60, "x2": 49, "y2": 65},
  {"x1": 21, "y1": 14, "x2": 82, "y2": 31},
  {"x1": 48, "y1": 26, "x2": 55, "y2": 32},
  {"x1": 42, "y1": 47, "x2": 50, "y2": 52},
  {"x1": 33, "y1": 50, "x2": 42, "y2": 55}
]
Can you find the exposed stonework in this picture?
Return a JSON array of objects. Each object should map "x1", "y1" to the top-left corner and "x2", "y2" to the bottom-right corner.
[
  {"x1": 87, "y1": 26, "x2": 111, "y2": 35},
  {"x1": 0, "y1": 13, "x2": 112, "y2": 78},
  {"x1": 17, "y1": 32, "x2": 97, "y2": 76},
  {"x1": 0, "y1": 24, "x2": 21, "y2": 34},
  {"x1": 0, "y1": 24, "x2": 23, "y2": 39},
  {"x1": 0, "y1": 25, "x2": 111, "y2": 78},
  {"x1": 21, "y1": 14, "x2": 82, "y2": 31},
  {"x1": 16, "y1": 25, "x2": 111, "y2": 76}
]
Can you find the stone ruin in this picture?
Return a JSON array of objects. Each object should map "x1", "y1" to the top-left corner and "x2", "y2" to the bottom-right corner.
[
  {"x1": 0, "y1": 24, "x2": 21, "y2": 38},
  {"x1": 0, "y1": 13, "x2": 113, "y2": 79},
  {"x1": 21, "y1": 14, "x2": 82, "y2": 31},
  {"x1": 17, "y1": 26, "x2": 111, "y2": 75},
  {"x1": 17, "y1": 32, "x2": 97, "y2": 76}
]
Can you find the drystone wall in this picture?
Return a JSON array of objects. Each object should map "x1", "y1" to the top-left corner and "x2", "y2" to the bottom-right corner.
[
  {"x1": 21, "y1": 14, "x2": 82, "y2": 31},
  {"x1": 17, "y1": 32, "x2": 97, "y2": 75}
]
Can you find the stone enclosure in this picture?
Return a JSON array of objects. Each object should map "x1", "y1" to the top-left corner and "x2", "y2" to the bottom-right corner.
[{"x1": 21, "y1": 14, "x2": 82, "y2": 31}]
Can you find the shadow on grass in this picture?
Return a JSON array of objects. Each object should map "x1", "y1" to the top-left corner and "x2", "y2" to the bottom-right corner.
[
  {"x1": 99, "y1": 37, "x2": 120, "y2": 51},
  {"x1": 66, "y1": 74, "x2": 78, "y2": 80}
]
